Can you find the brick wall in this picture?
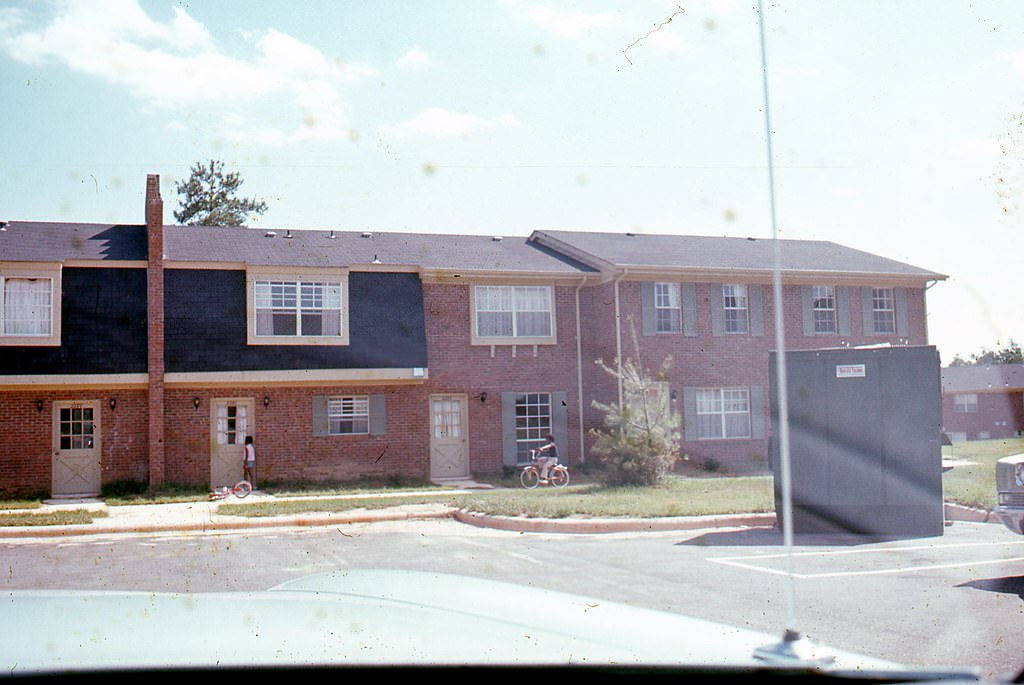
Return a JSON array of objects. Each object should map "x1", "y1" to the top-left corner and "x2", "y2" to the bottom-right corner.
[
  {"x1": 942, "y1": 391, "x2": 1024, "y2": 441},
  {"x1": 421, "y1": 282, "x2": 583, "y2": 471},
  {"x1": 0, "y1": 390, "x2": 149, "y2": 496}
]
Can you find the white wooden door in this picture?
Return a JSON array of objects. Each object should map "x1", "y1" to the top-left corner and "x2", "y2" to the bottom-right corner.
[
  {"x1": 429, "y1": 394, "x2": 469, "y2": 479},
  {"x1": 52, "y1": 400, "x2": 101, "y2": 497},
  {"x1": 210, "y1": 398, "x2": 253, "y2": 488}
]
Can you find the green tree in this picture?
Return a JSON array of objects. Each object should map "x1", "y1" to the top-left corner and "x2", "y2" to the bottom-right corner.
[
  {"x1": 949, "y1": 339, "x2": 1023, "y2": 366},
  {"x1": 173, "y1": 160, "x2": 268, "y2": 227},
  {"x1": 590, "y1": 346, "x2": 681, "y2": 487}
]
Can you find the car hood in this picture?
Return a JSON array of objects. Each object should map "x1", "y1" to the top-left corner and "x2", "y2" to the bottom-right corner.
[{"x1": 0, "y1": 569, "x2": 976, "y2": 676}]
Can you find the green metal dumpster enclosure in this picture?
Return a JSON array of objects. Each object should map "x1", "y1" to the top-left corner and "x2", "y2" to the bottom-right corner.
[{"x1": 769, "y1": 345, "x2": 944, "y2": 537}]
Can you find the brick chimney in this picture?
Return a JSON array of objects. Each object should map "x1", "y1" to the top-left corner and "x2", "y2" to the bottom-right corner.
[{"x1": 146, "y1": 174, "x2": 166, "y2": 486}]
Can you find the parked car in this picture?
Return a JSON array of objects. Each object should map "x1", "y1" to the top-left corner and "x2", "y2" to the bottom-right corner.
[{"x1": 995, "y1": 454, "x2": 1024, "y2": 535}]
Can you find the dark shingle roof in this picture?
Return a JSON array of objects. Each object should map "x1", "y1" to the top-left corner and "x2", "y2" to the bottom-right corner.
[
  {"x1": 531, "y1": 230, "x2": 946, "y2": 280},
  {"x1": 941, "y1": 365, "x2": 1024, "y2": 393},
  {"x1": 0, "y1": 222, "x2": 594, "y2": 274}
]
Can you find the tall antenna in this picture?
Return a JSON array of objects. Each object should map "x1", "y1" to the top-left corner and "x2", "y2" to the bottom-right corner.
[{"x1": 753, "y1": 0, "x2": 834, "y2": 665}]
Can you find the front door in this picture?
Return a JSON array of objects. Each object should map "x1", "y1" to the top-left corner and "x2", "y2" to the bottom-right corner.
[
  {"x1": 429, "y1": 394, "x2": 469, "y2": 480},
  {"x1": 210, "y1": 398, "x2": 253, "y2": 488},
  {"x1": 52, "y1": 400, "x2": 101, "y2": 497}
]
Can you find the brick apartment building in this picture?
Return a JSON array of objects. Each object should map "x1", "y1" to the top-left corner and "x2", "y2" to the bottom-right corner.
[
  {"x1": 941, "y1": 364, "x2": 1024, "y2": 442},
  {"x1": 0, "y1": 175, "x2": 946, "y2": 496}
]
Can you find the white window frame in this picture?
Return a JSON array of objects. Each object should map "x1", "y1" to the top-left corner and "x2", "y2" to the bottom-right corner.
[
  {"x1": 723, "y1": 284, "x2": 749, "y2": 334},
  {"x1": 954, "y1": 393, "x2": 978, "y2": 414},
  {"x1": 514, "y1": 392, "x2": 552, "y2": 462},
  {"x1": 471, "y1": 284, "x2": 556, "y2": 345},
  {"x1": 812, "y1": 285, "x2": 837, "y2": 334},
  {"x1": 654, "y1": 283, "x2": 682, "y2": 333},
  {"x1": 695, "y1": 387, "x2": 751, "y2": 440},
  {"x1": 328, "y1": 396, "x2": 370, "y2": 435},
  {"x1": 246, "y1": 267, "x2": 349, "y2": 346},
  {"x1": 0, "y1": 263, "x2": 62, "y2": 346},
  {"x1": 871, "y1": 287, "x2": 896, "y2": 334}
]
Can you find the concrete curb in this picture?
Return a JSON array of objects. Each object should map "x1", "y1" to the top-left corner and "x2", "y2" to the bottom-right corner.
[{"x1": 453, "y1": 509, "x2": 777, "y2": 533}]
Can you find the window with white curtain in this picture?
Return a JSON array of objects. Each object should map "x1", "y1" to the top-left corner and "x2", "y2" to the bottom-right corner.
[
  {"x1": 474, "y1": 285, "x2": 554, "y2": 342},
  {"x1": 2, "y1": 277, "x2": 53, "y2": 338}
]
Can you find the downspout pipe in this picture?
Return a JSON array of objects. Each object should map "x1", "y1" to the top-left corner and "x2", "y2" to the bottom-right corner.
[
  {"x1": 575, "y1": 275, "x2": 590, "y2": 463},
  {"x1": 613, "y1": 269, "x2": 628, "y2": 409}
]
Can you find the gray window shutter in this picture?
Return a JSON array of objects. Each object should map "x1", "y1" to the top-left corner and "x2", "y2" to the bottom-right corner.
[
  {"x1": 801, "y1": 286, "x2": 815, "y2": 337},
  {"x1": 837, "y1": 287, "x2": 851, "y2": 336},
  {"x1": 312, "y1": 395, "x2": 329, "y2": 436},
  {"x1": 749, "y1": 385, "x2": 766, "y2": 439},
  {"x1": 641, "y1": 282, "x2": 656, "y2": 336},
  {"x1": 895, "y1": 287, "x2": 909, "y2": 336},
  {"x1": 682, "y1": 283, "x2": 697, "y2": 337},
  {"x1": 501, "y1": 392, "x2": 518, "y2": 466},
  {"x1": 749, "y1": 285, "x2": 764, "y2": 337},
  {"x1": 369, "y1": 394, "x2": 387, "y2": 435},
  {"x1": 682, "y1": 387, "x2": 697, "y2": 442},
  {"x1": 862, "y1": 286, "x2": 875, "y2": 335},
  {"x1": 552, "y1": 391, "x2": 568, "y2": 460},
  {"x1": 710, "y1": 284, "x2": 725, "y2": 337}
]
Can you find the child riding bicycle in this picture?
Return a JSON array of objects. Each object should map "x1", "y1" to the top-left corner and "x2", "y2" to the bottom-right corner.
[{"x1": 534, "y1": 434, "x2": 559, "y2": 484}]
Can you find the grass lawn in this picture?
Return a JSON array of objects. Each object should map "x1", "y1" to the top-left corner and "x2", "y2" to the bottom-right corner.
[
  {"x1": 942, "y1": 437, "x2": 1024, "y2": 510},
  {"x1": 0, "y1": 509, "x2": 108, "y2": 526}
]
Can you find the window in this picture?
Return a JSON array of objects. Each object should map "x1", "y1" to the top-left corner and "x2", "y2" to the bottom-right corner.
[
  {"x1": 247, "y1": 269, "x2": 348, "y2": 345},
  {"x1": 695, "y1": 387, "x2": 751, "y2": 439},
  {"x1": 954, "y1": 394, "x2": 978, "y2": 414},
  {"x1": 515, "y1": 392, "x2": 551, "y2": 462},
  {"x1": 0, "y1": 266, "x2": 61, "y2": 346},
  {"x1": 871, "y1": 288, "x2": 896, "y2": 334},
  {"x1": 812, "y1": 286, "x2": 837, "y2": 334},
  {"x1": 473, "y1": 285, "x2": 554, "y2": 343},
  {"x1": 723, "y1": 284, "x2": 749, "y2": 333},
  {"x1": 58, "y1": 406, "x2": 95, "y2": 450},
  {"x1": 328, "y1": 396, "x2": 370, "y2": 435},
  {"x1": 654, "y1": 283, "x2": 681, "y2": 333}
]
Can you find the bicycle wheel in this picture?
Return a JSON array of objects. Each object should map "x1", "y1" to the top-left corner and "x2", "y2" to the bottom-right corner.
[
  {"x1": 549, "y1": 467, "x2": 570, "y2": 488},
  {"x1": 233, "y1": 480, "x2": 253, "y2": 498},
  {"x1": 520, "y1": 467, "x2": 541, "y2": 489}
]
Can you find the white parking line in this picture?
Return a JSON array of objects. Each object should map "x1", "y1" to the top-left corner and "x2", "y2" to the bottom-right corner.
[{"x1": 708, "y1": 539, "x2": 1024, "y2": 579}]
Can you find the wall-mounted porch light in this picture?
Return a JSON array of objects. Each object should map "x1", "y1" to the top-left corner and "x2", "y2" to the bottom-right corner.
[
  {"x1": 36, "y1": 399, "x2": 44, "y2": 413},
  {"x1": 193, "y1": 397, "x2": 201, "y2": 410},
  {"x1": 263, "y1": 395, "x2": 271, "y2": 408},
  {"x1": 109, "y1": 397, "x2": 116, "y2": 411}
]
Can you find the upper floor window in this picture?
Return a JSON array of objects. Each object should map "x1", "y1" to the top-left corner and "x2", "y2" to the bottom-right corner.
[
  {"x1": 654, "y1": 283, "x2": 681, "y2": 333},
  {"x1": 812, "y1": 286, "x2": 837, "y2": 334},
  {"x1": 871, "y1": 288, "x2": 896, "y2": 334},
  {"x1": 473, "y1": 285, "x2": 554, "y2": 344},
  {"x1": 246, "y1": 269, "x2": 349, "y2": 345},
  {"x1": 0, "y1": 265, "x2": 61, "y2": 346},
  {"x1": 723, "y1": 284, "x2": 749, "y2": 334},
  {"x1": 954, "y1": 394, "x2": 978, "y2": 414}
]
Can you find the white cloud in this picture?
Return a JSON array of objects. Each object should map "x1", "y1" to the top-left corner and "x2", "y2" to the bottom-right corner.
[
  {"x1": 0, "y1": 0, "x2": 373, "y2": 145},
  {"x1": 388, "y1": 108, "x2": 522, "y2": 139},
  {"x1": 398, "y1": 47, "x2": 431, "y2": 67},
  {"x1": 525, "y1": 6, "x2": 615, "y2": 38}
]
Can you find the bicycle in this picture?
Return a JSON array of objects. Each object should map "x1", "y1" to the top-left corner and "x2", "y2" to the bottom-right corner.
[
  {"x1": 209, "y1": 480, "x2": 253, "y2": 500},
  {"x1": 520, "y1": 450, "x2": 570, "y2": 489}
]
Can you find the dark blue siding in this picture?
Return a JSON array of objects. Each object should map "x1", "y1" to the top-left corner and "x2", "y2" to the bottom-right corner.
[
  {"x1": 164, "y1": 269, "x2": 428, "y2": 373},
  {"x1": 0, "y1": 268, "x2": 148, "y2": 375}
]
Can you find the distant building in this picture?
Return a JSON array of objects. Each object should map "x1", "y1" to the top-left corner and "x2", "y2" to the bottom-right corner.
[{"x1": 941, "y1": 365, "x2": 1024, "y2": 442}]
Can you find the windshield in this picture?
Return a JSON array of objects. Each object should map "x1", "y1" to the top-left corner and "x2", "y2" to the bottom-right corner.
[{"x1": 0, "y1": 0, "x2": 1022, "y2": 680}]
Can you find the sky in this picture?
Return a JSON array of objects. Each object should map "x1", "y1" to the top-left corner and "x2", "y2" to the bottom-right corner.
[{"x1": 0, "y1": 0, "x2": 1022, "y2": 363}]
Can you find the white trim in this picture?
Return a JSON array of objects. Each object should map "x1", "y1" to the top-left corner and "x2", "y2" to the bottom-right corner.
[
  {"x1": 470, "y1": 283, "x2": 557, "y2": 346},
  {"x1": 164, "y1": 367, "x2": 428, "y2": 387},
  {"x1": 0, "y1": 373, "x2": 147, "y2": 388},
  {"x1": 245, "y1": 267, "x2": 350, "y2": 346},
  {"x1": 0, "y1": 263, "x2": 62, "y2": 346}
]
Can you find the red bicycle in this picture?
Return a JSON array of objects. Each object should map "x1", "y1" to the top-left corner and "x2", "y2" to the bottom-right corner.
[
  {"x1": 520, "y1": 450, "x2": 570, "y2": 489},
  {"x1": 209, "y1": 480, "x2": 253, "y2": 500}
]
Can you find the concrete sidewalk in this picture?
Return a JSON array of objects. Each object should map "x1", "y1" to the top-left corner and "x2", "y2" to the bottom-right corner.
[{"x1": 0, "y1": 489, "x2": 995, "y2": 539}]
